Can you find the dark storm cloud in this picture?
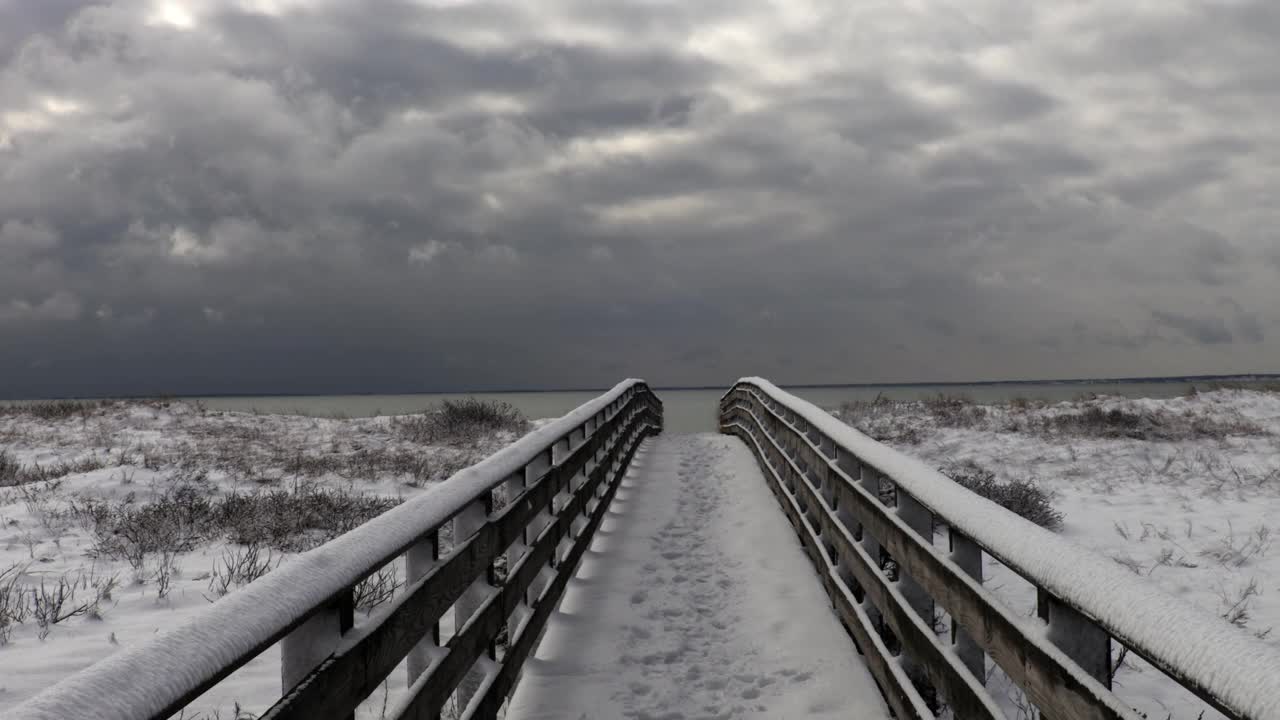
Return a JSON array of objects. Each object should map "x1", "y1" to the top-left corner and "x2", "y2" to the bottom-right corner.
[
  {"x1": 1, "y1": 0, "x2": 1277, "y2": 398},
  {"x1": 1152, "y1": 310, "x2": 1234, "y2": 345}
]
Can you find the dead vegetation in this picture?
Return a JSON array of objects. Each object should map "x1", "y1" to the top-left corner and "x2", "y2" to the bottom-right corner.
[
  {"x1": 0, "y1": 400, "x2": 111, "y2": 421},
  {"x1": 838, "y1": 392, "x2": 1266, "y2": 444},
  {"x1": 1010, "y1": 405, "x2": 1263, "y2": 441},
  {"x1": 205, "y1": 544, "x2": 278, "y2": 600},
  {"x1": 0, "y1": 564, "x2": 119, "y2": 643},
  {"x1": 392, "y1": 398, "x2": 528, "y2": 445},
  {"x1": 72, "y1": 480, "x2": 402, "y2": 560},
  {"x1": 0, "y1": 450, "x2": 109, "y2": 487},
  {"x1": 1, "y1": 397, "x2": 523, "y2": 491},
  {"x1": 940, "y1": 460, "x2": 1064, "y2": 530}
]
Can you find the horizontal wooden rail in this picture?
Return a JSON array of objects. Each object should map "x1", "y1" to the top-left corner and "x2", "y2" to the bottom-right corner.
[
  {"x1": 9, "y1": 381, "x2": 663, "y2": 720},
  {"x1": 720, "y1": 378, "x2": 1280, "y2": 720}
]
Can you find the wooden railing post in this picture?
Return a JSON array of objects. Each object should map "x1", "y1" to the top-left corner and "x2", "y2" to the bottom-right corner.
[
  {"x1": 860, "y1": 466, "x2": 885, "y2": 635},
  {"x1": 591, "y1": 411, "x2": 607, "y2": 497},
  {"x1": 281, "y1": 589, "x2": 354, "y2": 710},
  {"x1": 896, "y1": 489, "x2": 937, "y2": 704},
  {"x1": 948, "y1": 529, "x2": 985, "y2": 682},
  {"x1": 503, "y1": 469, "x2": 530, "y2": 630},
  {"x1": 406, "y1": 530, "x2": 442, "y2": 686},
  {"x1": 1038, "y1": 589, "x2": 1111, "y2": 688},
  {"x1": 524, "y1": 450, "x2": 553, "y2": 603},
  {"x1": 832, "y1": 451, "x2": 865, "y2": 602},
  {"x1": 895, "y1": 490, "x2": 934, "y2": 620},
  {"x1": 453, "y1": 494, "x2": 494, "y2": 708}
]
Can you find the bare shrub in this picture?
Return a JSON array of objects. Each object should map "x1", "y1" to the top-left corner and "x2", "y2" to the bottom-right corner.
[
  {"x1": 18, "y1": 480, "x2": 70, "y2": 535},
  {"x1": 153, "y1": 552, "x2": 181, "y2": 601},
  {"x1": 1, "y1": 450, "x2": 109, "y2": 487},
  {"x1": 838, "y1": 395, "x2": 924, "y2": 444},
  {"x1": 31, "y1": 575, "x2": 92, "y2": 639},
  {"x1": 85, "y1": 570, "x2": 119, "y2": 620},
  {"x1": 217, "y1": 482, "x2": 400, "y2": 551},
  {"x1": 0, "y1": 399, "x2": 107, "y2": 421},
  {"x1": 206, "y1": 544, "x2": 277, "y2": 600},
  {"x1": 77, "y1": 482, "x2": 400, "y2": 561},
  {"x1": 285, "y1": 447, "x2": 456, "y2": 485},
  {"x1": 353, "y1": 565, "x2": 402, "y2": 614},
  {"x1": 1199, "y1": 524, "x2": 1272, "y2": 568},
  {"x1": 1218, "y1": 578, "x2": 1261, "y2": 628},
  {"x1": 922, "y1": 394, "x2": 986, "y2": 428},
  {"x1": 83, "y1": 484, "x2": 214, "y2": 569},
  {"x1": 393, "y1": 398, "x2": 528, "y2": 445},
  {"x1": 0, "y1": 563, "x2": 29, "y2": 644},
  {"x1": 0, "y1": 450, "x2": 20, "y2": 486},
  {"x1": 941, "y1": 461, "x2": 1064, "y2": 530},
  {"x1": 1037, "y1": 405, "x2": 1262, "y2": 441}
]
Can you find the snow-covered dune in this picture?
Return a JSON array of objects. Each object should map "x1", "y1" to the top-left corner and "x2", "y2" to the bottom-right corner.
[
  {"x1": 0, "y1": 400, "x2": 527, "y2": 716},
  {"x1": 833, "y1": 389, "x2": 1280, "y2": 719}
]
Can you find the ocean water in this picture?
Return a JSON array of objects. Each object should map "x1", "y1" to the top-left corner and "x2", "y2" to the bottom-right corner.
[{"x1": 184, "y1": 380, "x2": 1251, "y2": 434}]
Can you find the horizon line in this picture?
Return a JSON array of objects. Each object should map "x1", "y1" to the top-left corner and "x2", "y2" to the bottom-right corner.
[{"x1": 4, "y1": 371, "x2": 1278, "y2": 402}]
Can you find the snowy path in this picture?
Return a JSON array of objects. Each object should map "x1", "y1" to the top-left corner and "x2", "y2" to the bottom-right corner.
[{"x1": 506, "y1": 433, "x2": 890, "y2": 720}]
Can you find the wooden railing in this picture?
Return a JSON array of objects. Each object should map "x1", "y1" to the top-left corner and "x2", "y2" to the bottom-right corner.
[
  {"x1": 11, "y1": 380, "x2": 663, "y2": 720},
  {"x1": 720, "y1": 378, "x2": 1280, "y2": 720}
]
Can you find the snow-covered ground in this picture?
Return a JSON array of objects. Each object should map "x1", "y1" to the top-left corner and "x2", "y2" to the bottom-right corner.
[
  {"x1": 4, "y1": 389, "x2": 1277, "y2": 719},
  {"x1": 0, "y1": 400, "x2": 526, "y2": 717},
  {"x1": 508, "y1": 434, "x2": 890, "y2": 720},
  {"x1": 833, "y1": 388, "x2": 1280, "y2": 719}
]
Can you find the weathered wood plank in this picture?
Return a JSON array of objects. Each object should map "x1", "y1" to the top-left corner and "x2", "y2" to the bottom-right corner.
[
  {"x1": 399, "y1": 407, "x2": 657, "y2": 719},
  {"x1": 405, "y1": 530, "x2": 440, "y2": 684},
  {"x1": 723, "y1": 423, "x2": 929, "y2": 720},
  {"x1": 280, "y1": 591, "x2": 355, "y2": 700},
  {"x1": 727, "y1": 413, "x2": 1002, "y2": 720},
  {"x1": 948, "y1": 528, "x2": 985, "y2": 681},
  {"x1": 1039, "y1": 588, "x2": 1112, "y2": 688},
  {"x1": 260, "y1": 393, "x2": 660, "y2": 720},
  {"x1": 261, "y1": 522, "x2": 500, "y2": 720},
  {"x1": 470, "y1": 424, "x2": 657, "y2": 716},
  {"x1": 731, "y1": 395, "x2": 1135, "y2": 720}
]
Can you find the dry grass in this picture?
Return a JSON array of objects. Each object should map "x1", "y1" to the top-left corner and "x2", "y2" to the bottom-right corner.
[
  {"x1": 838, "y1": 395, "x2": 925, "y2": 444},
  {"x1": 0, "y1": 565, "x2": 119, "y2": 643},
  {"x1": 1, "y1": 451, "x2": 110, "y2": 487},
  {"x1": 72, "y1": 480, "x2": 402, "y2": 562},
  {"x1": 1017, "y1": 405, "x2": 1264, "y2": 441},
  {"x1": 205, "y1": 544, "x2": 278, "y2": 600},
  {"x1": 940, "y1": 460, "x2": 1064, "y2": 530},
  {"x1": 0, "y1": 400, "x2": 109, "y2": 421},
  {"x1": 392, "y1": 398, "x2": 528, "y2": 445},
  {"x1": 839, "y1": 392, "x2": 1266, "y2": 445}
]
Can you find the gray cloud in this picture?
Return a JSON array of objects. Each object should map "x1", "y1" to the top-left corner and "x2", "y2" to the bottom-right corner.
[
  {"x1": 1151, "y1": 310, "x2": 1234, "y2": 345},
  {"x1": 0, "y1": 0, "x2": 1278, "y2": 398}
]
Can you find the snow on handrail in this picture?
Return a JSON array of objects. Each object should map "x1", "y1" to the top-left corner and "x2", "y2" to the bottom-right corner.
[
  {"x1": 8, "y1": 379, "x2": 655, "y2": 720},
  {"x1": 727, "y1": 377, "x2": 1280, "y2": 720}
]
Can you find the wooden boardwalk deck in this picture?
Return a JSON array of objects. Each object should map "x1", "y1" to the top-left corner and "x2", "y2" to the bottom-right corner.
[{"x1": 507, "y1": 434, "x2": 891, "y2": 720}]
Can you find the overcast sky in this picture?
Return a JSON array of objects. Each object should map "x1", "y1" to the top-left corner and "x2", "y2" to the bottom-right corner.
[{"x1": 1, "y1": 0, "x2": 1277, "y2": 397}]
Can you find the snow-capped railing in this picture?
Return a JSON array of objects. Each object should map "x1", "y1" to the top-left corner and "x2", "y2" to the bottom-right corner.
[
  {"x1": 721, "y1": 378, "x2": 1280, "y2": 720},
  {"x1": 11, "y1": 380, "x2": 663, "y2": 720}
]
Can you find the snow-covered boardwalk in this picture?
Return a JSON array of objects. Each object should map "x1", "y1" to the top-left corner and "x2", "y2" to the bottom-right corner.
[{"x1": 507, "y1": 433, "x2": 891, "y2": 720}]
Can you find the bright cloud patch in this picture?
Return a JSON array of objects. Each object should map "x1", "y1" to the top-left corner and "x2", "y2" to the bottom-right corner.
[{"x1": 409, "y1": 240, "x2": 448, "y2": 264}]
